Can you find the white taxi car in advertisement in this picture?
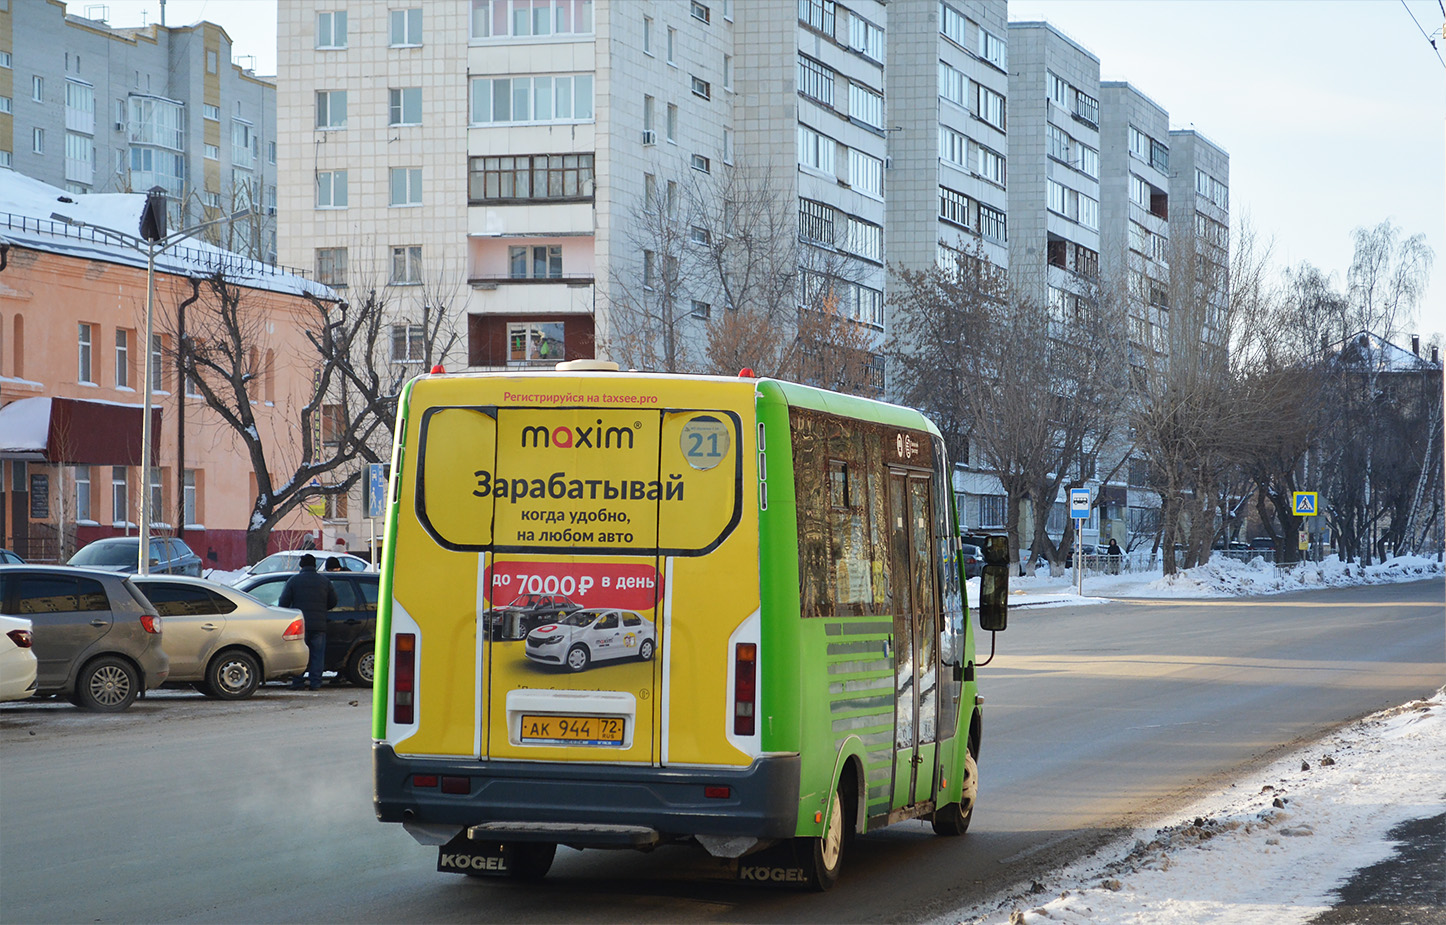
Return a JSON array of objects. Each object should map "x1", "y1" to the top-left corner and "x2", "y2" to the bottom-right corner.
[{"x1": 524, "y1": 608, "x2": 655, "y2": 672}]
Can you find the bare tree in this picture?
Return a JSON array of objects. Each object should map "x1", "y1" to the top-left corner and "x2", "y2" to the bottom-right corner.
[{"x1": 604, "y1": 179, "x2": 697, "y2": 372}]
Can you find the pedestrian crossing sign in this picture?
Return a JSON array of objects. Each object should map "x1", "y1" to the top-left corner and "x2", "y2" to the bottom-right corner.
[{"x1": 1292, "y1": 492, "x2": 1318, "y2": 517}]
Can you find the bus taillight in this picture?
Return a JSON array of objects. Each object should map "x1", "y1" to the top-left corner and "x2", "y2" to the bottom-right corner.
[
  {"x1": 733, "y1": 643, "x2": 756, "y2": 736},
  {"x1": 394, "y1": 633, "x2": 416, "y2": 725}
]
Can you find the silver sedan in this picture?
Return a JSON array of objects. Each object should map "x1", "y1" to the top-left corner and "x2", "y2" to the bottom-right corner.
[{"x1": 131, "y1": 576, "x2": 308, "y2": 700}]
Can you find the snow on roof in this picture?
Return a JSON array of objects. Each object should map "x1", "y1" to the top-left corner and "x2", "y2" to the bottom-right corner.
[
  {"x1": 0, "y1": 170, "x2": 336, "y2": 301},
  {"x1": 1331, "y1": 330, "x2": 1442, "y2": 373},
  {"x1": 0, "y1": 396, "x2": 52, "y2": 454}
]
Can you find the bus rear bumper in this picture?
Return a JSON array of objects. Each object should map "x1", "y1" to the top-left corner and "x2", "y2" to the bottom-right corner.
[{"x1": 374, "y1": 744, "x2": 801, "y2": 845}]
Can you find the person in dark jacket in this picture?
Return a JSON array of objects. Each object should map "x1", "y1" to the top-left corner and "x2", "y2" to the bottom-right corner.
[{"x1": 279, "y1": 553, "x2": 338, "y2": 690}]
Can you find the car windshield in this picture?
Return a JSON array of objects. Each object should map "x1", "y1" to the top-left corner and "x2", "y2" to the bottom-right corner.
[
  {"x1": 70, "y1": 541, "x2": 141, "y2": 567},
  {"x1": 557, "y1": 611, "x2": 601, "y2": 628}
]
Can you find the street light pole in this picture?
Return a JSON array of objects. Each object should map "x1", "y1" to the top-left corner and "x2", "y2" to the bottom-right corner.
[{"x1": 53, "y1": 192, "x2": 250, "y2": 574}]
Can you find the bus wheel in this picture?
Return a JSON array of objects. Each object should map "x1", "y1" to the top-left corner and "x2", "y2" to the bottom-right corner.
[
  {"x1": 800, "y1": 786, "x2": 845, "y2": 891},
  {"x1": 932, "y1": 749, "x2": 978, "y2": 836},
  {"x1": 507, "y1": 842, "x2": 556, "y2": 880},
  {"x1": 565, "y1": 645, "x2": 591, "y2": 672},
  {"x1": 638, "y1": 639, "x2": 655, "y2": 661}
]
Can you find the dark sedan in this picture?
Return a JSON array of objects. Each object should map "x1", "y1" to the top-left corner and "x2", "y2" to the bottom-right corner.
[
  {"x1": 484, "y1": 593, "x2": 583, "y2": 640},
  {"x1": 235, "y1": 571, "x2": 378, "y2": 686}
]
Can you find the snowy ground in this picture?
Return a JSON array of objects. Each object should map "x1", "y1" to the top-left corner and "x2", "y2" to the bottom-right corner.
[
  {"x1": 990, "y1": 552, "x2": 1445, "y2": 611},
  {"x1": 938, "y1": 687, "x2": 1445, "y2": 925},
  {"x1": 942, "y1": 554, "x2": 1445, "y2": 925}
]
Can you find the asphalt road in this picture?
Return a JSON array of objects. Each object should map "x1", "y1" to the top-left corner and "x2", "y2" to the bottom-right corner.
[{"x1": 1, "y1": 578, "x2": 1440, "y2": 924}]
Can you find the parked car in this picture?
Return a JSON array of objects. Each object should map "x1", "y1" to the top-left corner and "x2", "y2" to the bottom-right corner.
[
  {"x1": 130, "y1": 576, "x2": 308, "y2": 700},
  {"x1": 0, "y1": 548, "x2": 24, "y2": 565},
  {"x1": 68, "y1": 536, "x2": 202, "y2": 577},
  {"x1": 0, "y1": 566, "x2": 169, "y2": 711},
  {"x1": 0, "y1": 614, "x2": 38, "y2": 702},
  {"x1": 484, "y1": 592, "x2": 583, "y2": 640},
  {"x1": 1249, "y1": 536, "x2": 1277, "y2": 550},
  {"x1": 524, "y1": 609, "x2": 656, "y2": 672},
  {"x1": 234, "y1": 570, "x2": 378, "y2": 686},
  {"x1": 245, "y1": 550, "x2": 371, "y2": 576},
  {"x1": 959, "y1": 544, "x2": 984, "y2": 579}
]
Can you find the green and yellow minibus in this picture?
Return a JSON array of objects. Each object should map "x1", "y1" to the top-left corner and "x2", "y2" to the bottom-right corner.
[{"x1": 372, "y1": 364, "x2": 1008, "y2": 890}]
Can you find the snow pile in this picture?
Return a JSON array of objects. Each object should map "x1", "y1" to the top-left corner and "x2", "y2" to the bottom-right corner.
[
  {"x1": 1006, "y1": 554, "x2": 1443, "y2": 607},
  {"x1": 947, "y1": 687, "x2": 1446, "y2": 925}
]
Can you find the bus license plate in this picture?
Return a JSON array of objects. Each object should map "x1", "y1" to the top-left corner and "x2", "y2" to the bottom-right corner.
[{"x1": 519, "y1": 714, "x2": 625, "y2": 745}]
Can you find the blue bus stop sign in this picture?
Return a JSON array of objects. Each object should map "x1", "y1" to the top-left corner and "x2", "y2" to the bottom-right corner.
[
  {"x1": 368, "y1": 463, "x2": 388, "y2": 518},
  {"x1": 1069, "y1": 488, "x2": 1091, "y2": 520}
]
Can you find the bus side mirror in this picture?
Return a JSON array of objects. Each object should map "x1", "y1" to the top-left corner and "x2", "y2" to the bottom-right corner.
[{"x1": 978, "y1": 535, "x2": 1009, "y2": 632}]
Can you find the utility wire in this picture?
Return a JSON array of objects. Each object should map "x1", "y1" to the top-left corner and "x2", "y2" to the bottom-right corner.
[{"x1": 1401, "y1": 0, "x2": 1446, "y2": 67}]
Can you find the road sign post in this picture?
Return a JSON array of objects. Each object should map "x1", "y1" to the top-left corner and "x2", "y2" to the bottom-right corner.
[{"x1": 1070, "y1": 488, "x2": 1091, "y2": 596}]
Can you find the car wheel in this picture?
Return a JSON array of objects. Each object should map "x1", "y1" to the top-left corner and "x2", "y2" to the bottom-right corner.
[
  {"x1": 932, "y1": 746, "x2": 978, "y2": 836},
  {"x1": 75, "y1": 656, "x2": 139, "y2": 712},
  {"x1": 205, "y1": 649, "x2": 261, "y2": 700},
  {"x1": 565, "y1": 644, "x2": 590, "y2": 672},
  {"x1": 638, "y1": 639, "x2": 655, "y2": 661},
  {"x1": 798, "y1": 785, "x2": 846, "y2": 891},
  {"x1": 346, "y1": 644, "x2": 375, "y2": 687}
]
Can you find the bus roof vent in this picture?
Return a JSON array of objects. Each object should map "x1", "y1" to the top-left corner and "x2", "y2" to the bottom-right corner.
[{"x1": 555, "y1": 360, "x2": 621, "y2": 372}]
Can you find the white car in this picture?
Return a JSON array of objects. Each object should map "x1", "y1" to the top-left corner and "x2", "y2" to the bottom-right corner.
[
  {"x1": 0, "y1": 614, "x2": 38, "y2": 703},
  {"x1": 245, "y1": 551, "x2": 371, "y2": 576},
  {"x1": 524, "y1": 609, "x2": 656, "y2": 672}
]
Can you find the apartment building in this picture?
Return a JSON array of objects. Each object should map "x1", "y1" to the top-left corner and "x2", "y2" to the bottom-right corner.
[
  {"x1": 1167, "y1": 129, "x2": 1230, "y2": 346},
  {"x1": 0, "y1": 1, "x2": 278, "y2": 261}
]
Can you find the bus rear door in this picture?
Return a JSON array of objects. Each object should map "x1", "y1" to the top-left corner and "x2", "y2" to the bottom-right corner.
[{"x1": 889, "y1": 469, "x2": 939, "y2": 808}]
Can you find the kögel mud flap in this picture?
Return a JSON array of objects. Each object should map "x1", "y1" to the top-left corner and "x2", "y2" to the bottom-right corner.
[
  {"x1": 437, "y1": 833, "x2": 512, "y2": 876},
  {"x1": 734, "y1": 840, "x2": 810, "y2": 885}
]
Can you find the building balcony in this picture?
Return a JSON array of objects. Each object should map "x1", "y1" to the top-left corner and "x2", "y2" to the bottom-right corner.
[
  {"x1": 468, "y1": 200, "x2": 593, "y2": 238},
  {"x1": 466, "y1": 275, "x2": 595, "y2": 316}
]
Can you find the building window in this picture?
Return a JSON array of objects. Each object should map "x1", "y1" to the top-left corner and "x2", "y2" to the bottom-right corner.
[
  {"x1": 315, "y1": 90, "x2": 347, "y2": 129},
  {"x1": 182, "y1": 470, "x2": 198, "y2": 525},
  {"x1": 848, "y1": 11, "x2": 883, "y2": 61},
  {"x1": 115, "y1": 329, "x2": 130, "y2": 388},
  {"x1": 690, "y1": 299, "x2": 711, "y2": 319},
  {"x1": 723, "y1": 54, "x2": 732, "y2": 90},
  {"x1": 691, "y1": 1, "x2": 711, "y2": 23},
  {"x1": 204, "y1": 143, "x2": 219, "y2": 160},
  {"x1": 389, "y1": 87, "x2": 422, "y2": 125},
  {"x1": 0, "y1": 96, "x2": 10, "y2": 114},
  {"x1": 977, "y1": 84, "x2": 1005, "y2": 130},
  {"x1": 392, "y1": 323, "x2": 425, "y2": 364},
  {"x1": 206, "y1": 50, "x2": 218, "y2": 74},
  {"x1": 978, "y1": 28, "x2": 1006, "y2": 69},
  {"x1": 642, "y1": 250, "x2": 656, "y2": 288},
  {"x1": 938, "y1": 125, "x2": 966, "y2": 167},
  {"x1": 1129, "y1": 126, "x2": 1149, "y2": 161},
  {"x1": 111, "y1": 467, "x2": 129, "y2": 525},
  {"x1": 508, "y1": 245, "x2": 563, "y2": 279},
  {"x1": 64, "y1": 80, "x2": 95, "y2": 133},
  {"x1": 0, "y1": 51, "x2": 10, "y2": 68},
  {"x1": 1047, "y1": 71, "x2": 1068, "y2": 108},
  {"x1": 78, "y1": 323, "x2": 93, "y2": 383},
  {"x1": 391, "y1": 246, "x2": 423, "y2": 284},
  {"x1": 667, "y1": 27, "x2": 676, "y2": 65},
  {"x1": 316, "y1": 10, "x2": 348, "y2": 48},
  {"x1": 690, "y1": 225, "x2": 711, "y2": 245},
  {"x1": 1073, "y1": 89, "x2": 1098, "y2": 125},
  {"x1": 976, "y1": 145, "x2": 1005, "y2": 186},
  {"x1": 148, "y1": 469, "x2": 163, "y2": 524},
  {"x1": 691, "y1": 76, "x2": 711, "y2": 100},
  {"x1": 32, "y1": 128, "x2": 44, "y2": 154},
  {"x1": 644, "y1": 173, "x2": 658, "y2": 212},
  {"x1": 269, "y1": 141, "x2": 276, "y2": 164},
  {"x1": 798, "y1": 54, "x2": 834, "y2": 105},
  {"x1": 1080, "y1": 195, "x2": 1099, "y2": 231},
  {"x1": 1151, "y1": 139, "x2": 1169, "y2": 172},
  {"x1": 979, "y1": 203, "x2": 1006, "y2": 241},
  {"x1": 75, "y1": 467, "x2": 92, "y2": 522},
  {"x1": 848, "y1": 149, "x2": 883, "y2": 198},
  {"x1": 844, "y1": 216, "x2": 882, "y2": 262},
  {"x1": 1078, "y1": 144, "x2": 1099, "y2": 179},
  {"x1": 938, "y1": 61, "x2": 966, "y2": 108},
  {"x1": 200, "y1": 189, "x2": 220, "y2": 208},
  {"x1": 666, "y1": 180, "x2": 678, "y2": 217},
  {"x1": 940, "y1": 2, "x2": 966, "y2": 46},
  {"x1": 1047, "y1": 123, "x2": 1069, "y2": 163},
  {"x1": 232, "y1": 120, "x2": 256, "y2": 167},
  {"x1": 643, "y1": 15, "x2": 652, "y2": 53},
  {"x1": 390, "y1": 8, "x2": 423, "y2": 46},
  {"x1": 468, "y1": 153, "x2": 594, "y2": 201},
  {"x1": 64, "y1": 133, "x2": 94, "y2": 185},
  {"x1": 32, "y1": 75, "x2": 43, "y2": 102},
  {"x1": 508, "y1": 321, "x2": 565, "y2": 365},
  {"x1": 150, "y1": 334, "x2": 164, "y2": 391},
  {"x1": 799, "y1": 0, "x2": 835, "y2": 35},
  {"x1": 690, "y1": 154, "x2": 711, "y2": 173},
  {"x1": 799, "y1": 199, "x2": 834, "y2": 245},
  {"x1": 203, "y1": 103, "x2": 220, "y2": 121},
  {"x1": 0, "y1": 151, "x2": 10, "y2": 168},
  {"x1": 471, "y1": 0, "x2": 595, "y2": 38},
  {"x1": 315, "y1": 247, "x2": 348, "y2": 287},
  {"x1": 797, "y1": 124, "x2": 834, "y2": 174},
  {"x1": 470, "y1": 74, "x2": 594, "y2": 124},
  {"x1": 316, "y1": 169, "x2": 348, "y2": 208},
  {"x1": 939, "y1": 186, "x2": 971, "y2": 229},
  {"x1": 979, "y1": 494, "x2": 1006, "y2": 527},
  {"x1": 389, "y1": 167, "x2": 423, "y2": 206},
  {"x1": 723, "y1": 127, "x2": 734, "y2": 163},
  {"x1": 666, "y1": 103, "x2": 677, "y2": 142}
]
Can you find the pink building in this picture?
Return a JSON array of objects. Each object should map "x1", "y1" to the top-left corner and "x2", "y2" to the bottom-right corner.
[{"x1": 0, "y1": 172, "x2": 339, "y2": 568}]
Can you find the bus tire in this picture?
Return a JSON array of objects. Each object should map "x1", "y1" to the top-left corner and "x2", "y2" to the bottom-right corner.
[
  {"x1": 799, "y1": 786, "x2": 845, "y2": 891},
  {"x1": 638, "y1": 639, "x2": 655, "y2": 661},
  {"x1": 507, "y1": 842, "x2": 556, "y2": 880},
  {"x1": 565, "y1": 645, "x2": 591, "y2": 672},
  {"x1": 932, "y1": 748, "x2": 978, "y2": 836}
]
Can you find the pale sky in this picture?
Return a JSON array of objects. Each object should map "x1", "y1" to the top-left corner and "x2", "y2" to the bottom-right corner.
[{"x1": 85, "y1": 0, "x2": 1446, "y2": 341}]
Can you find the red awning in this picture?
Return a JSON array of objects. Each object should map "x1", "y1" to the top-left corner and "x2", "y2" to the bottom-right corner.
[{"x1": 0, "y1": 396, "x2": 158, "y2": 465}]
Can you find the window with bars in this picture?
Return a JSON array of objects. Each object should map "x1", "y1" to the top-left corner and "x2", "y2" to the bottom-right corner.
[
  {"x1": 797, "y1": 55, "x2": 834, "y2": 105},
  {"x1": 468, "y1": 153, "x2": 594, "y2": 202},
  {"x1": 799, "y1": 199, "x2": 835, "y2": 245},
  {"x1": 1073, "y1": 89, "x2": 1098, "y2": 125},
  {"x1": 939, "y1": 186, "x2": 971, "y2": 228},
  {"x1": 979, "y1": 494, "x2": 1006, "y2": 528},
  {"x1": 799, "y1": 0, "x2": 835, "y2": 35},
  {"x1": 979, "y1": 203, "x2": 1006, "y2": 241}
]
